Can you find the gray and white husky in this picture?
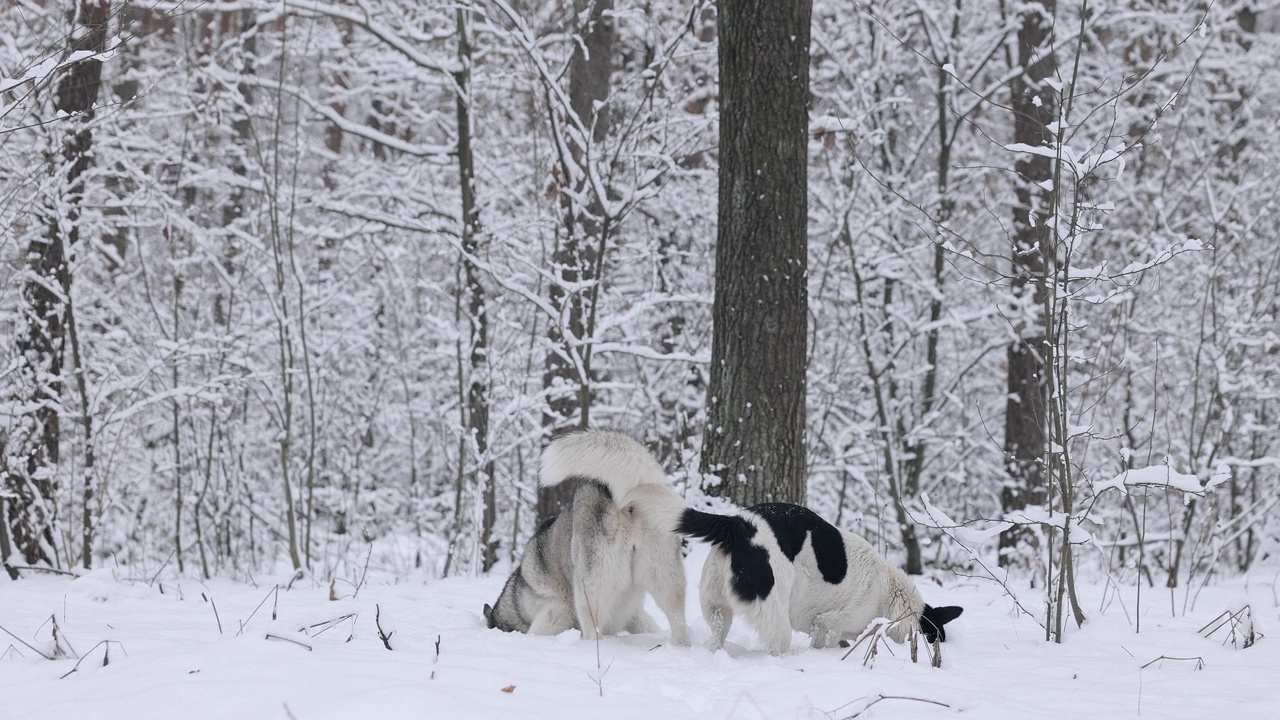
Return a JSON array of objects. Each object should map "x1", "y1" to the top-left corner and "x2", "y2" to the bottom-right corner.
[{"x1": 483, "y1": 429, "x2": 691, "y2": 645}]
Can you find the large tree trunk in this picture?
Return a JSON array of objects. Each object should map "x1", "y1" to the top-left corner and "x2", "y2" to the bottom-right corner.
[
  {"x1": 998, "y1": 0, "x2": 1056, "y2": 567},
  {"x1": 538, "y1": 0, "x2": 615, "y2": 521},
  {"x1": 2, "y1": 1, "x2": 110, "y2": 575},
  {"x1": 699, "y1": 0, "x2": 812, "y2": 507}
]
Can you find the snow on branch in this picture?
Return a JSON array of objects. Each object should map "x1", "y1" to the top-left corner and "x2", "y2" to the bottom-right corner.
[
  {"x1": 1002, "y1": 509, "x2": 1092, "y2": 544},
  {"x1": 1091, "y1": 464, "x2": 1229, "y2": 504},
  {"x1": 909, "y1": 494, "x2": 1010, "y2": 547},
  {"x1": 282, "y1": 0, "x2": 459, "y2": 75}
]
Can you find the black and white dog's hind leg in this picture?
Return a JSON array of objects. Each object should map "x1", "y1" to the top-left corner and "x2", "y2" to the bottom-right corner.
[
  {"x1": 806, "y1": 609, "x2": 849, "y2": 650},
  {"x1": 735, "y1": 559, "x2": 795, "y2": 655},
  {"x1": 697, "y1": 549, "x2": 735, "y2": 651},
  {"x1": 681, "y1": 508, "x2": 795, "y2": 655}
]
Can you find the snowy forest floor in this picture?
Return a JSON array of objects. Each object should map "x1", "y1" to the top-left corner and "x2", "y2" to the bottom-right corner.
[{"x1": 3, "y1": 544, "x2": 1279, "y2": 720}]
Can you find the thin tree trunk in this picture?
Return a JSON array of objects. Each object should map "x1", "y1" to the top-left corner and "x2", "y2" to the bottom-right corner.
[
  {"x1": 192, "y1": 408, "x2": 219, "y2": 579},
  {"x1": 264, "y1": 15, "x2": 303, "y2": 573},
  {"x1": 894, "y1": 1, "x2": 964, "y2": 575},
  {"x1": 0, "y1": 495, "x2": 17, "y2": 579},
  {"x1": 66, "y1": 214, "x2": 97, "y2": 570},
  {"x1": 700, "y1": 0, "x2": 812, "y2": 507},
  {"x1": 218, "y1": 9, "x2": 257, "y2": 572},
  {"x1": 998, "y1": 0, "x2": 1056, "y2": 568},
  {"x1": 538, "y1": 0, "x2": 615, "y2": 521},
  {"x1": 172, "y1": 256, "x2": 185, "y2": 574},
  {"x1": 455, "y1": 2, "x2": 499, "y2": 572}
]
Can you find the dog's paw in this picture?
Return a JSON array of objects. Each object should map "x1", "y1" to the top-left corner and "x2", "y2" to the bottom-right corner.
[
  {"x1": 670, "y1": 625, "x2": 692, "y2": 647},
  {"x1": 808, "y1": 623, "x2": 839, "y2": 649}
]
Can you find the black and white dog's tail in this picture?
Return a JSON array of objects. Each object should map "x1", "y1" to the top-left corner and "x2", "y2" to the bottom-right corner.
[
  {"x1": 676, "y1": 508, "x2": 756, "y2": 552},
  {"x1": 678, "y1": 507, "x2": 777, "y2": 604}
]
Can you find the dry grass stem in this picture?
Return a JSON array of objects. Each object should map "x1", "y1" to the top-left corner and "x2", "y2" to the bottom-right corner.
[
  {"x1": 375, "y1": 604, "x2": 394, "y2": 650},
  {"x1": 300, "y1": 613, "x2": 357, "y2": 638},
  {"x1": 49, "y1": 614, "x2": 76, "y2": 659},
  {"x1": 840, "y1": 612, "x2": 916, "y2": 667},
  {"x1": 237, "y1": 584, "x2": 280, "y2": 636},
  {"x1": 202, "y1": 593, "x2": 224, "y2": 634},
  {"x1": 1198, "y1": 606, "x2": 1258, "y2": 649}
]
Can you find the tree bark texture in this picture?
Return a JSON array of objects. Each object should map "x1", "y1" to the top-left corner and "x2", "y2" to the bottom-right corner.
[
  {"x1": 538, "y1": 0, "x2": 614, "y2": 521},
  {"x1": 999, "y1": 0, "x2": 1056, "y2": 566},
  {"x1": 455, "y1": 3, "x2": 499, "y2": 572},
  {"x1": 699, "y1": 0, "x2": 812, "y2": 507},
  {"x1": 2, "y1": 1, "x2": 110, "y2": 573}
]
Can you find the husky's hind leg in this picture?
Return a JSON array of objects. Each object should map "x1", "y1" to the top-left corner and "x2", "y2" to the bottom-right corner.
[
  {"x1": 576, "y1": 570, "x2": 646, "y2": 640},
  {"x1": 645, "y1": 539, "x2": 691, "y2": 646},
  {"x1": 570, "y1": 482, "x2": 634, "y2": 640},
  {"x1": 625, "y1": 609, "x2": 659, "y2": 635},
  {"x1": 527, "y1": 602, "x2": 575, "y2": 636}
]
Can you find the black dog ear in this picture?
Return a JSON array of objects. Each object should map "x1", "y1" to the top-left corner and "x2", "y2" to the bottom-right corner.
[
  {"x1": 920, "y1": 604, "x2": 964, "y2": 643},
  {"x1": 483, "y1": 603, "x2": 496, "y2": 629},
  {"x1": 929, "y1": 604, "x2": 964, "y2": 624}
]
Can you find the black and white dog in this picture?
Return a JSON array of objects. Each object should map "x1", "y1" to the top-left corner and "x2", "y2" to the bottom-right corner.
[
  {"x1": 678, "y1": 503, "x2": 962, "y2": 655},
  {"x1": 483, "y1": 430, "x2": 691, "y2": 646}
]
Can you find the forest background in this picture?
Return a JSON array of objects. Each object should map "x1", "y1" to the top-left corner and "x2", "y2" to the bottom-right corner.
[{"x1": 2, "y1": 0, "x2": 1277, "y2": 634}]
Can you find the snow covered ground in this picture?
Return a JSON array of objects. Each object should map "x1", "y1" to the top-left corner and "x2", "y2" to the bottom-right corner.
[{"x1": 3, "y1": 543, "x2": 1278, "y2": 720}]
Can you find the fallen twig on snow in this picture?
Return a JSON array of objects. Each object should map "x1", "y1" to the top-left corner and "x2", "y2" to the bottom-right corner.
[
  {"x1": 831, "y1": 693, "x2": 951, "y2": 719},
  {"x1": 299, "y1": 613, "x2": 356, "y2": 638},
  {"x1": 0, "y1": 623, "x2": 53, "y2": 660},
  {"x1": 59, "y1": 640, "x2": 126, "y2": 679},
  {"x1": 265, "y1": 633, "x2": 313, "y2": 651},
  {"x1": 1140, "y1": 655, "x2": 1204, "y2": 671},
  {"x1": 6, "y1": 565, "x2": 77, "y2": 577}
]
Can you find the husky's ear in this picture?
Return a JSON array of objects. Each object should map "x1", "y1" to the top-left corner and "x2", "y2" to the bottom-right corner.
[
  {"x1": 920, "y1": 604, "x2": 964, "y2": 643},
  {"x1": 483, "y1": 603, "x2": 497, "y2": 629}
]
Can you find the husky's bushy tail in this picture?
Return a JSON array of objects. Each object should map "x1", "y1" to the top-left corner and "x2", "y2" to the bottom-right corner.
[
  {"x1": 540, "y1": 429, "x2": 667, "y2": 498},
  {"x1": 539, "y1": 429, "x2": 686, "y2": 530}
]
